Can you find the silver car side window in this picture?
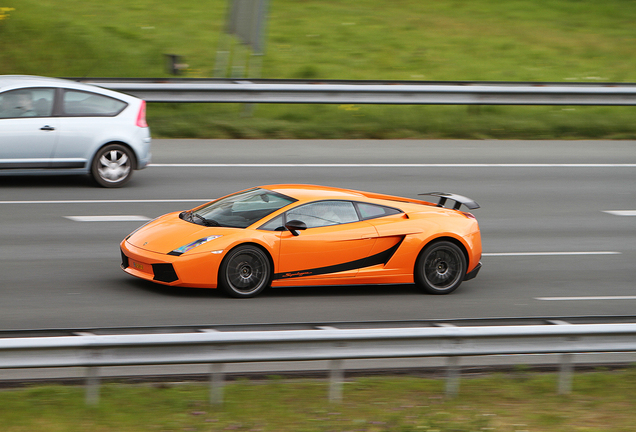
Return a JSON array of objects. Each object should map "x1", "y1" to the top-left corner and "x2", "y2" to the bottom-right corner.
[
  {"x1": 0, "y1": 88, "x2": 54, "y2": 118},
  {"x1": 62, "y1": 90, "x2": 127, "y2": 116}
]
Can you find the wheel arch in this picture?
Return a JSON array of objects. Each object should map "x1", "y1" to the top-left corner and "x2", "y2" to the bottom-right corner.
[
  {"x1": 415, "y1": 235, "x2": 470, "y2": 275},
  {"x1": 217, "y1": 241, "x2": 275, "y2": 286}
]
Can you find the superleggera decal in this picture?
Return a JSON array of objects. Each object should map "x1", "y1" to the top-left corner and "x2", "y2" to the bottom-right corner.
[{"x1": 273, "y1": 238, "x2": 404, "y2": 280}]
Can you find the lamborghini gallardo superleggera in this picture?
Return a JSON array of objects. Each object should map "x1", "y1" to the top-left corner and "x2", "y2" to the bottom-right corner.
[{"x1": 120, "y1": 184, "x2": 482, "y2": 298}]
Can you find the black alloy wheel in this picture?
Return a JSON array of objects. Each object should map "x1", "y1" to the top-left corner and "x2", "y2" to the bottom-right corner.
[
  {"x1": 415, "y1": 241, "x2": 466, "y2": 294},
  {"x1": 219, "y1": 245, "x2": 271, "y2": 298}
]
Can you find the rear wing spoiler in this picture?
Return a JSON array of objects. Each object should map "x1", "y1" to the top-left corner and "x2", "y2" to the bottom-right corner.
[{"x1": 418, "y1": 192, "x2": 480, "y2": 210}]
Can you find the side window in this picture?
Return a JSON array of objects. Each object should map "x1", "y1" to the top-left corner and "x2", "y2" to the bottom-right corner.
[
  {"x1": 62, "y1": 90, "x2": 127, "y2": 116},
  {"x1": 258, "y1": 215, "x2": 285, "y2": 231},
  {"x1": 0, "y1": 88, "x2": 54, "y2": 118},
  {"x1": 285, "y1": 201, "x2": 359, "y2": 229},
  {"x1": 356, "y1": 202, "x2": 403, "y2": 220}
]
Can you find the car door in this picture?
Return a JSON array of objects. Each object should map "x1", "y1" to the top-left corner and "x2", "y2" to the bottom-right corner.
[
  {"x1": 51, "y1": 89, "x2": 128, "y2": 164},
  {"x1": 0, "y1": 88, "x2": 58, "y2": 168},
  {"x1": 275, "y1": 200, "x2": 378, "y2": 280}
]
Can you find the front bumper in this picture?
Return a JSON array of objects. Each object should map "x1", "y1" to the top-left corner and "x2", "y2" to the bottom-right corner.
[
  {"x1": 120, "y1": 240, "x2": 222, "y2": 288},
  {"x1": 120, "y1": 246, "x2": 178, "y2": 283}
]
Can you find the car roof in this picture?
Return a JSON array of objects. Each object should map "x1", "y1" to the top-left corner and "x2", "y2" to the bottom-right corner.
[
  {"x1": 0, "y1": 75, "x2": 140, "y2": 102},
  {"x1": 262, "y1": 184, "x2": 437, "y2": 209},
  {"x1": 265, "y1": 184, "x2": 367, "y2": 199},
  {"x1": 0, "y1": 75, "x2": 73, "y2": 87}
]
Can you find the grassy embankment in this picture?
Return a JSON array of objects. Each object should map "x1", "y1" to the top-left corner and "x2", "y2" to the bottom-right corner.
[
  {"x1": 1, "y1": 369, "x2": 636, "y2": 431},
  {"x1": 1, "y1": 0, "x2": 636, "y2": 139}
]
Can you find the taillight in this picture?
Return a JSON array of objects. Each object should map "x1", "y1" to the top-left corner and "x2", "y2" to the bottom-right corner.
[
  {"x1": 461, "y1": 211, "x2": 476, "y2": 219},
  {"x1": 136, "y1": 100, "x2": 148, "y2": 128}
]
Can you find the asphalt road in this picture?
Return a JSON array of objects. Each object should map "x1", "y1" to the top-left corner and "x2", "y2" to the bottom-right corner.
[{"x1": 1, "y1": 139, "x2": 635, "y2": 331}]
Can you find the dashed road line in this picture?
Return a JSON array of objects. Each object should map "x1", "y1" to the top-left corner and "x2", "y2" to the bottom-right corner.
[
  {"x1": 149, "y1": 163, "x2": 636, "y2": 168},
  {"x1": 483, "y1": 251, "x2": 620, "y2": 256},
  {"x1": 604, "y1": 210, "x2": 636, "y2": 216},
  {"x1": 0, "y1": 199, "x2": 210, "y2": 204},
  {"x1": 64, "y1": 215, "x2": 151, "y2": 222},
  {"x1": 536, "y1": 296, "x2": 636, "y2": 301}
]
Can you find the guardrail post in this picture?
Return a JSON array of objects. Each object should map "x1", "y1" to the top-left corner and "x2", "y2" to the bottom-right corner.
[
  {"x1": 558, "y1": 353, "x2": 573, "y2": 394},
  {"x1": 210, "y1": 363, "x2": 225, "y2": 405},
  {"x1": 85, "y1": 366, "x2": 100, "y2": 405},
  {"x1": 328, "y1": 359, "x2": 344, "y2": 403},
  {"x1": 445, "y1": 356, "x2": 460, "y2": 398}
]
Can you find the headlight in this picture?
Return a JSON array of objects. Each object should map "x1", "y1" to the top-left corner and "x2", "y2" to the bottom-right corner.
[{"x1": 169, "y1": 235, "x2": 222, "y2": 256}]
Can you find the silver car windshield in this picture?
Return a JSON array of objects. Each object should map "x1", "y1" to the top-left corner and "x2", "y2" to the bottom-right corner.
[{"x1": 185, "y1": 188, "x2": 296, "y2": 228}]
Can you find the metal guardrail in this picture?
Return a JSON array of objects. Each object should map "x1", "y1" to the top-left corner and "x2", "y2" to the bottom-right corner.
[
  {"x1": 2, "y1": 320, "x2": 636, "y2": 405},
  {"x1": 3, "y1": 314, "x2": 636, "y2": 337},
  {"x1": 69, "y1": 78, "x2": 636, "y2": 105}
]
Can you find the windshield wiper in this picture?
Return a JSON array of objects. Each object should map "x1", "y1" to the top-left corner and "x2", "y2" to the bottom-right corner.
[{"x1": 192, "y1": 213, "x2": 220, "y2": 227}]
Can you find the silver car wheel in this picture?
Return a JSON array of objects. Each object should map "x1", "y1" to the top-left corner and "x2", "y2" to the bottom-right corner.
[{"x1": 92, "y1": 144, "x2": 134, "y2": 188}]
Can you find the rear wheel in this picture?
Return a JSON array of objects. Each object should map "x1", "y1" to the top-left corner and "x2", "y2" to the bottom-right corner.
[
  {"x1": 91, "y1": 144, "x2": 134, "y2": 188},
  {"x1": 415, "y1": 241, "x2": 466, "y2": 295},
  {"x1": 219, "y1": 245, "x2": 271, "y2": 298}
]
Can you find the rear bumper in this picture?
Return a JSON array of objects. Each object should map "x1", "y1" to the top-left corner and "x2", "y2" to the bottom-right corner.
[
  {"x1": 135, "y1": 135, "x2": 152, "y2": 169},
  {"x1": 464, "y1": 262, "x2": 482, "y2": 281}
]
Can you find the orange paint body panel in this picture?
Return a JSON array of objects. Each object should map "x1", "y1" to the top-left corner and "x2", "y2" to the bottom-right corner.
[{"x1": 120, "y1": 184, "x2": 482, "y2": 296}]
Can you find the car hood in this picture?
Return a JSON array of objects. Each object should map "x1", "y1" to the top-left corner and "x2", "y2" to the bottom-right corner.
[{"x1": 126, "y1": 212, "x2": 227, "y2": 254}]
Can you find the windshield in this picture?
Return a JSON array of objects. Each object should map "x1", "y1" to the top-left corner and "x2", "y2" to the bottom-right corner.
[{"x1": 183, "y1": 188, "x2": 296, "y2": 228}]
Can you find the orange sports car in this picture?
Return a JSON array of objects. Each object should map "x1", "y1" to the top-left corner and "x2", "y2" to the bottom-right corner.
[{"x1": 120, "y1": 184, "x2": 482, "y2": 298}]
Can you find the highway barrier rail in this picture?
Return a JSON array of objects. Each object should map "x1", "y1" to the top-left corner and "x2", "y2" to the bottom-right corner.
[
  {"x1": 69, "y1": 78, "x2": 636, "y2": 105},
  {"x1": 2, "y1": 316, "x2": 636, "y2": 405}
]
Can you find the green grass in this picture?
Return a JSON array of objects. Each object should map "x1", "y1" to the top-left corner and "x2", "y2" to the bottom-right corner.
[
  {"x1": 2, "y1": 0, "x2": 636, "y2": 138},
  {"x1": 2, "y1": 369, "x2": 636, "y2": 431}
]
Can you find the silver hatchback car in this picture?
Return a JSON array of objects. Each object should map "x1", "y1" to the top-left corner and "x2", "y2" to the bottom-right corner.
[{"x1": 0, "y1": 75, "x2": 151, "y2": 187}]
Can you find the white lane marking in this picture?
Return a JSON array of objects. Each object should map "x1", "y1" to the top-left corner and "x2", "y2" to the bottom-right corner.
[
  {"x1": 150, "y1": 163, "x2": 636, "y2": 168},
  {"x1": 65, "y1": 215, "x2": 151, "y2": 222},
  {"x1": 604, "y1": 210, "x2": 636, "y2": 216},
  {"x1": 0, "y1": 199, "x2": 210, "y2": 204},
  {"x1": 483, "y1": 251, "x2": 621, "y2": 256},
  {"x1": 536, "y1": 296, "x2": 636, "y2": 301}
]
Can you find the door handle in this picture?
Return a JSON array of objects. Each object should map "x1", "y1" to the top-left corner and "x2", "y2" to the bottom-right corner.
[{"x1": 40, "y1": 125, "x2": 55, "y2": 131}]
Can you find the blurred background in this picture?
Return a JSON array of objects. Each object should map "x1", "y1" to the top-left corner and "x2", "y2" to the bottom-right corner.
[{"x1": 2, "y1": 0, "x2": 635, "y2": 139}]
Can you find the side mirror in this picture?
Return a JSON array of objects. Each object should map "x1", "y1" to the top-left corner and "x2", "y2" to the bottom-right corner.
[{"x1": 285, "y1": 219, "x2": 307, "y2": 236}]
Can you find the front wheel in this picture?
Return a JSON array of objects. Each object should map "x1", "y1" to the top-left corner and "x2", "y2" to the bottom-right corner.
[
  {"x1": 218, "y1": 245, "x2": 271, "y2": 298},
  {"x1": 415, "y1": 241, "x2": 466, "y2": 295},
  {"x1": 91, "y1": 144, "x2": 134, "y2": 188}
]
